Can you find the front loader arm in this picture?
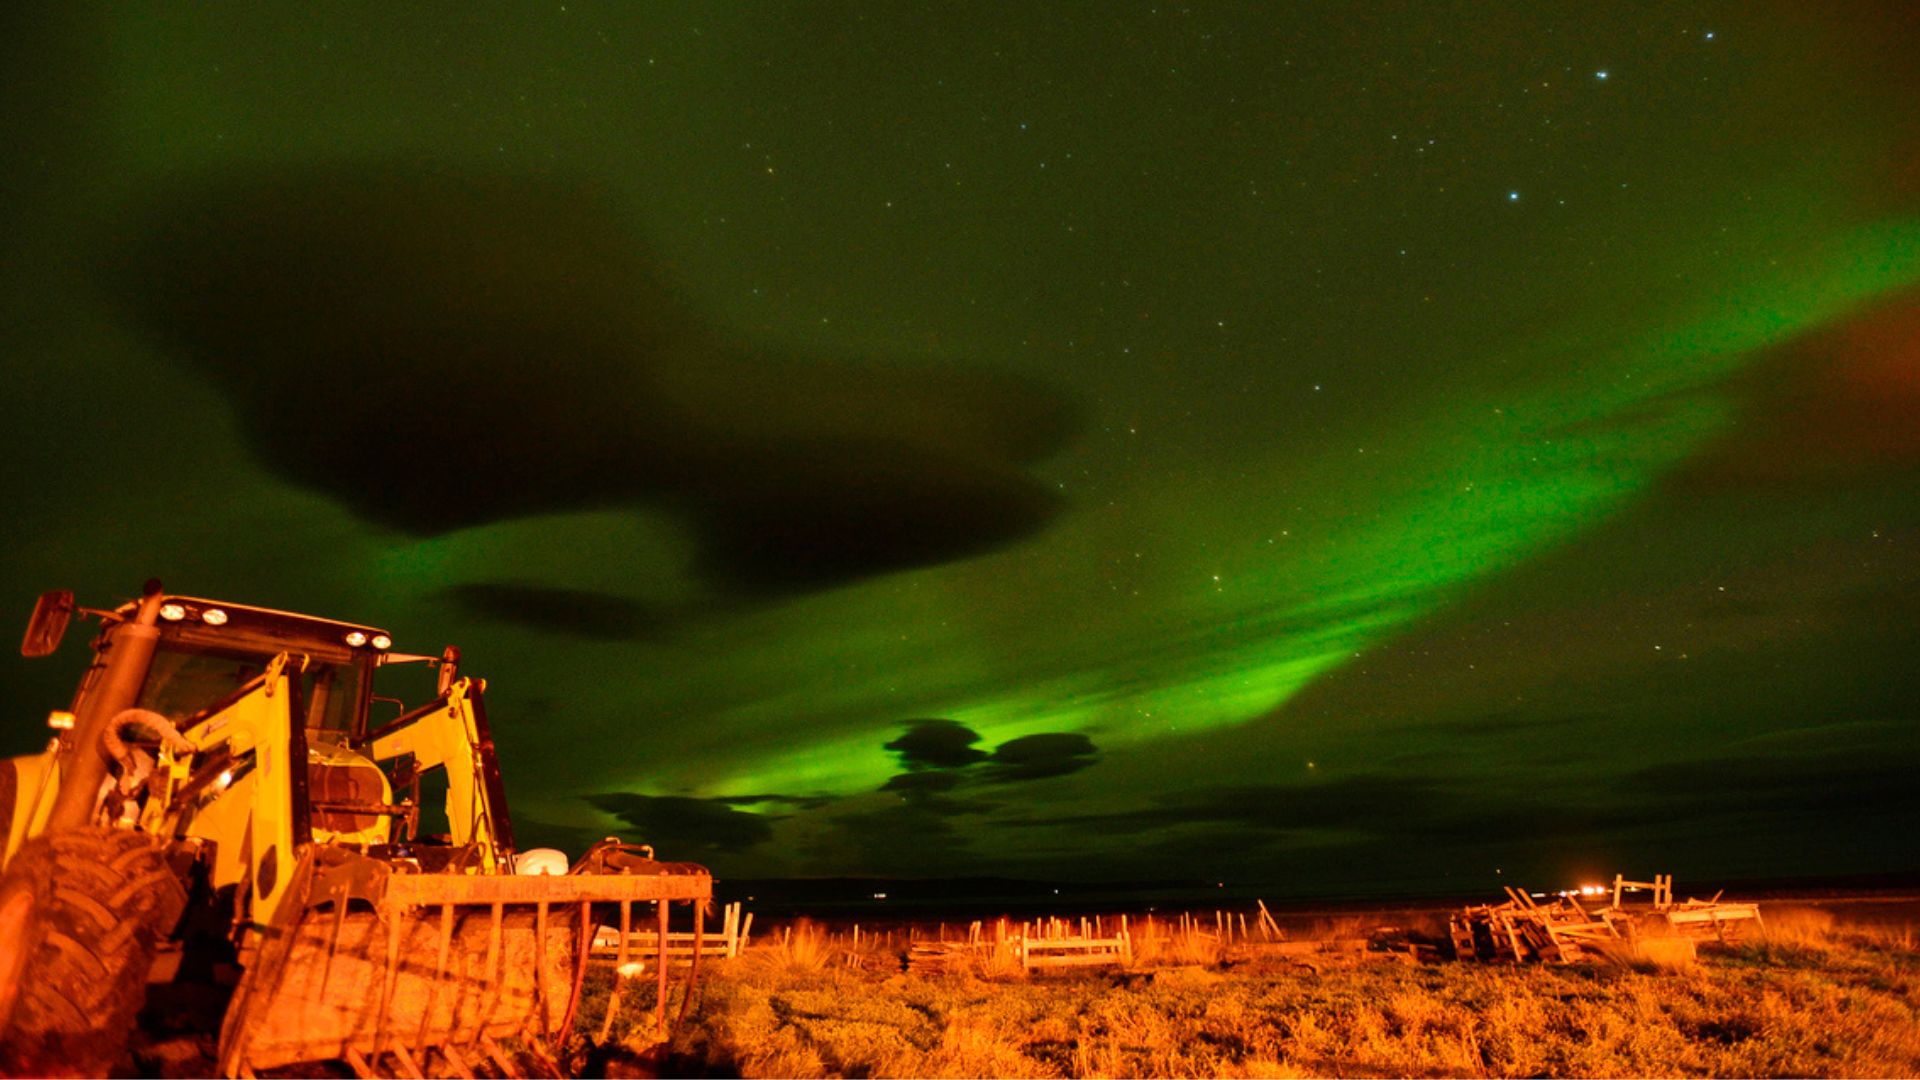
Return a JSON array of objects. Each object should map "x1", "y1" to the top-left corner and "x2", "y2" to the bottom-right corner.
[
  {"x1": 367, "y1": 677, "x2": 513, "y2": 872},
  {"x1": 156, "y1": 654, "x2": 308, "y2": 926}
]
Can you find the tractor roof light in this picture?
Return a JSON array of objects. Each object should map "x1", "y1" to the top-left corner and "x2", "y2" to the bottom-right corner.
[
  {"x1": 201, "y1": 607, "x2": 228, "y2": 626},
  {"x1": 344, "y1": 631, "x2": 368, "y2": 647},
  {"x1": 370, "y1": 634, "x2": 392, "y2": 650},
  {"x1": 159, "y1": 603, "x2": 187, "y2": 621}
]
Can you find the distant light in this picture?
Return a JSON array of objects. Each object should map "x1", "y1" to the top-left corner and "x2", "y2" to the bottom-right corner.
[
  {"x1": 344, "y1": 631, "x2": 368, "y2": 647},
  {"x1": 370, "y1": 634, "x2": 392, "y2": 650},
  {"x1": 159, "y1": 604, "x2": 186, "y2": 622},
  {"x1": 201, "y1": 608, "x2": 228, "y2": 626},
  {"x1": 873, "y1": 892, "x2": 888, "y2": 900}
]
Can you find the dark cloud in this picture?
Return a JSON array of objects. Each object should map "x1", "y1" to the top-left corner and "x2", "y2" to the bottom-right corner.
[
  {"x1": 1007, "y1": 775, "x2": 1442, "y2": 835},
  {"x1": 442, "y1": 582, "x2": 662, "y2": 641},
  {"x1": 111, "y1": 164, "x2": 1078, "y2": 597},
  {"x1": 505, "y1": 816, "x2": 621, "y2": 859},
  {"x1": 584, "y1": 793, "x2": 776, "y2": 856},
  {"x1": 1421, "y1": 709, "x2": 1605, "y2": 737},
  {"x1": 797, "y1": 799, "x2": 999, "y2": 877},
  {"x1": 880, "y1": 770, "x2": 963, "y2": 794},
  {"x1": 877, "y1": 770, "x2": 1004, "y2": 818},
  {"x1": 885, "y1": 719, "x2": 990, "y2": 770},
  {"x1": 983, "y1": 732, "x2": 1099, "y2": 782},
  {"x1": 1615, "y1": 750, "x2": 1920, "y2": 826},
  {"x1": 882, "y1": 722, "x2": 1100, "y2": 785},
  {"x1": 713, "y1": 792, "x2": 840, "y2": 811}
]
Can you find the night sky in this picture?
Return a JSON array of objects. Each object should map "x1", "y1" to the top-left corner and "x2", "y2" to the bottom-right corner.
[{"x1": 4, "y1": 3, "x2": 1916, "y2": 896}]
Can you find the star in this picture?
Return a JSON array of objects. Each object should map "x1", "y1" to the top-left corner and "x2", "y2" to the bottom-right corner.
[
  {"x1": 1507, "y1": 190, "x2": 1520, "y2": 201},
  {"x1": 1595, "y1": 70, "x2": 1609, "y2": 80}
]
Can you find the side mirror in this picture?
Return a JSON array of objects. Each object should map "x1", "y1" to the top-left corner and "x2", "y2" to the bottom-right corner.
[{"x1": 21, "y1": 590, "x2": 75, "y2": 657}]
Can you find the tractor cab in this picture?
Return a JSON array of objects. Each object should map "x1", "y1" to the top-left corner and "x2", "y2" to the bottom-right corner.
[
  {"x1": 54, "y1": 590, "x2": 510, "y2": 884},
  {"x1": 123, "y1": 594, "x2": 383, "y2": 742},
  {"x1": 113, "y1": 595, "x2": 403, "y2": 846}
]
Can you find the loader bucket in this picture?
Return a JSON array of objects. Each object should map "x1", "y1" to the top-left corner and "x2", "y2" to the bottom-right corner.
[{"x1": 217, "y1": 850, "x2": 711, "y2": 1077}]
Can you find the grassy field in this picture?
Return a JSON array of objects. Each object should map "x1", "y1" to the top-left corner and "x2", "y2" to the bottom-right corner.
[{"x1": 579, "y1": 904, "x2": 1920, "y2": 1079}]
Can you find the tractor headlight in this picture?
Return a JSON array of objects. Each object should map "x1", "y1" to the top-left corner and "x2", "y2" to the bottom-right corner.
[
  {"x1": 159, "y1": 603, "x2": 186, "y2": 621},
  {"x1": 344, "y1": 631, "x2": 368, "y2": 647},
  {"x1": 370, "y1": 634, "x2": 392, "y2": 650},
  {"x1": 201, "y1": 608, "x2": 228, "y2": 626}
]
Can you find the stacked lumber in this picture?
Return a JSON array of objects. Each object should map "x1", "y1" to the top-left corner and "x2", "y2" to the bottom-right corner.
[
  {"x1": 1452, "y1": 875, "x2": 1766, "y2": 963},
  {"x1": 1450, "y1": 887, "x2": 1625, "y2": 963}
]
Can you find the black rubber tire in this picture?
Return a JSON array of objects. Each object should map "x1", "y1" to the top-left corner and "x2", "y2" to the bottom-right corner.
[{"x1": 0, "y1": 828, "x2": 187, "y2": 1078}]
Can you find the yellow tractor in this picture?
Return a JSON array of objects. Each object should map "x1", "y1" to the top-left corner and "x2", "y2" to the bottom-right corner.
[{"x1": 0, "y1": 581, "x2": 710, "y2": 1077}]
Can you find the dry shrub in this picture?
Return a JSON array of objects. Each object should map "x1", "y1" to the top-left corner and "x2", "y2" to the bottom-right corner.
[
  {"x1": 927, "y1": 1015, "x2": 1050, "y2": 1078},
  {"x1": 772, "y1": 918, "x2": 829, "y2": 973},
  {"x1": 1137, "y1": 924, "x2": 1226, "y2": 967},
  {"x1": 1760, "y1": 904, "x2": 1837, "y2": 948}
]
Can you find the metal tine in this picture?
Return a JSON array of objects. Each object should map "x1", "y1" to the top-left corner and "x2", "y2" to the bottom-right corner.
[
  {"x1": 556, "y1": 900, "x2": 592, "y2": 1042},
  {"x1": 654, "y1": 898, "x2": 670, "y2": 1031},
  {"x1": 479, "y1": 1034, "x2": 522, "y2": 1079},
  {"x1": 533, "y1": 900, "x2": 551, "y2": 1041},
  {"x1": 439, "y1": 1042, "x2": 477, "y2": 1080},
  {"x1": 391, "y1": 1042, "x2": 426, "y2": 1080},
  {"x1": 597, "y1": 899, "x2": 631, "y2": 1042},
  {"x1": 318, "y1": 900, "x2": 350, "y2": 998},
  {"x1": 417, "y1": 903, "x2": 456, "y2": 1049},
  {"x1": 344, "y1": 1046, "x2": 379, "y2": 1079},
  {"x1": 374, "y1": 908, "x2": 405, "y2": 1060},
  {"x1": 483, "y1": 902, "x2": 503, "y2": 1033},
  {"x1": 679, "y1": 898, "x2": 705, "y2": 1025}
]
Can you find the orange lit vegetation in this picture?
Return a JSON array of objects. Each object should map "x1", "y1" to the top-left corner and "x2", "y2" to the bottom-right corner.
[{"x1": 570, "y1": 903, "x2": 1920, "y2": 1079}]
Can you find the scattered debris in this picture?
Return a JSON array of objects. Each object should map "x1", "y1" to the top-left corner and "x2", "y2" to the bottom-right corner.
[{"x1": 1450, "y1": 874, "x2": 1764, "y2": 963}]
